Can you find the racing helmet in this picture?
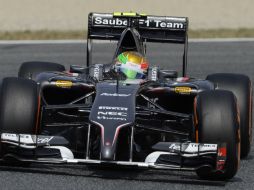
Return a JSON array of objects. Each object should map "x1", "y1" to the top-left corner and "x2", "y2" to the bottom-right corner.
[{"x1": 115, "y1": 51, "x2": 148, "y2": 79}]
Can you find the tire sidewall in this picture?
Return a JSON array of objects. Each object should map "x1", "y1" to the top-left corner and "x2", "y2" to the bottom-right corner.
[{"x1": 195, "y1": 90, "x2": 240, "y2": 180}]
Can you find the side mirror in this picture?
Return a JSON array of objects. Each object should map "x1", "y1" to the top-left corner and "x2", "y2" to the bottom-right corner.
[
  {"x1": 70, "y1": 65, "x2": 86, "y2": 73},
  {"x1": 159, "y1": 70, "x2": 178, "y2": 79}
]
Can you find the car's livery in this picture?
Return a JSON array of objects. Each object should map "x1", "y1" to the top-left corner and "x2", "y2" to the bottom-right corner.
[{"x1": 0, "y1": 12, "x2": 252, "y2": 181}]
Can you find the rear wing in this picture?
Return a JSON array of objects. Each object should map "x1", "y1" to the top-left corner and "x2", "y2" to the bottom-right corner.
[
  {"x1": 88, "y1": 12, "x2": 188, "y2": 44},
  {"x1": 87, "y1": 12, "x2": 189, "y2": 76}
]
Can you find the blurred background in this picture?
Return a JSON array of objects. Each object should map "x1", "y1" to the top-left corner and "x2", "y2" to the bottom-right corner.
[{"x1": 0, "y1": 0, "x2": 254, "y2": 39}]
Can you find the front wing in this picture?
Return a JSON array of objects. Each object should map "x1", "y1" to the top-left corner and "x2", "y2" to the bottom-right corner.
[{"x1": 0, "y1": 133, "x2": 226, "y2": 173}]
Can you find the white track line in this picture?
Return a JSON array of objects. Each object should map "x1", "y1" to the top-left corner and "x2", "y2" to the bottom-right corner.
[
  {"x1": 0, "y1": 40, "x2": 86, "y2": 45},
  {"x1": 189, "y1": 38, "x2": 254, "y2": 42},
  {"x1": 0, "y1": 38, "x2": 254, "y2": 45}
]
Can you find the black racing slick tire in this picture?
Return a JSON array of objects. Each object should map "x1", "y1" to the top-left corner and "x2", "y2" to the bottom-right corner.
[
  {"x1": 194, "y1": 90, "x2": 240, "y2": 180},
  {"x1": 0, "y1": 77, "x2": 39, "y2": 134},
  {"x1": 18, "y1": 61, "x2": 65, "y2": 80},
  {"x1": 206, "y1": 73, "x2": 253, "y2": 158}
]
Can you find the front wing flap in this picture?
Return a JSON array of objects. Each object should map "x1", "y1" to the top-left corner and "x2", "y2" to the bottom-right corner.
[{"x1": 1, "y1": 133, "x2": 69, "y2": 148}]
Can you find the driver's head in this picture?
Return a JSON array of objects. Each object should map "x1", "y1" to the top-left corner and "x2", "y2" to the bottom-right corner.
[{"x1": 115, "y1": 51, "x2": 148, "y2": 79}]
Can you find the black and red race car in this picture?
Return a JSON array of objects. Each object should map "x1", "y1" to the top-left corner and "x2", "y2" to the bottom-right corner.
[{"x1": 0, "y1": 12, "x2": 252, "y2": 180}]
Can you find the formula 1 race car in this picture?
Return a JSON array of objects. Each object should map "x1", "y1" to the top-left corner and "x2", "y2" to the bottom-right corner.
[{"x1": 0, "y1": 12, "x2": 252, "y2": 181}]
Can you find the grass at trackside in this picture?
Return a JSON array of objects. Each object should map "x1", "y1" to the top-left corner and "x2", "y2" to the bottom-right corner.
[{"x1": 1, "y1": 29, "x2": 254, "y2": 40}]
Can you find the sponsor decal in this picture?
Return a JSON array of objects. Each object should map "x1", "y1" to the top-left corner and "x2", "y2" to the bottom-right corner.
[
  {"x1": 97, "y1": 116, "x2": 127, "y2": 121},
  {"x1": 1, "y1": 133, "x2": 35, "y2": 145},
  {"x1": 37, "y1": 137, "x2": 53, "y2": 144},
  {"x1": 93, "y1": 64, "x2": 100, "y2": 79},
  {"x1": 168, "y1": 143, "x2": 181, "y2": 153},
  {"x1": 93, "y1": 16, "x2": 184, "y2": 30},
  {"x1": 100, "y1": 93, "x2": 131, "y2": 97},
  {"x1": 151, "y1": 67, "x2": 158, "y2": 81},
  {"x1": 174, "y1": 87, "x2": 192, "y2": 94},
  {"x1": 2, "y1": 133, "x2": 18, "y2": 139},
  {"x1": 56, "y1": 80, "x2": 73, "y2": 88},
  {"x1": 2, "y1": 133, "x2": 32, "y2": 141},
  {"x1": 139, "y1": 19, "x2": 184, "y2": 29},
  {"x1": 97, "y1": 106, "x2": 128, "y2": 121},
  {"x1": 94, "y1": 17, "x2": 128, "y2": 26},
  {"x1": 168, "y1": 143, "x2": 217, "y2": 153},
  {"x1": 98, "y1": 111, "x2": 127, "y2": 117},
  {"x1": 98, "y1": 106, "x2": 128, "y2": 111},
  {"x1": 169, "y1": 143, "x2": 181, "y2": 150}
]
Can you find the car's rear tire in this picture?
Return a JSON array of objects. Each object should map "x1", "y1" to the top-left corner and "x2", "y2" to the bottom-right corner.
[
  {"x1": 18, "y1": 61, "x2": 65, "y2": 80},
  {"x1": 194, "y1": 90, "x2": 240, "y2": 180},
  {"x1": 0, "y1": 77, "x2": 39, "y2": 134},
  {"x1": 206, "y1": 73, "x2": 252, "y2": 158}
]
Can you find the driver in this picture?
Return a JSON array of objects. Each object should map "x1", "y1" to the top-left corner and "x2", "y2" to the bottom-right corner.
[{"x1": 114, "y1": 51, "x2": 149, "y2": 79}]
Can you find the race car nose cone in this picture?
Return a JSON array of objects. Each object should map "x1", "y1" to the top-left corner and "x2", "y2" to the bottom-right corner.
[{"x1": 101, "y1": 146, "x2": 114, "y2": 160}]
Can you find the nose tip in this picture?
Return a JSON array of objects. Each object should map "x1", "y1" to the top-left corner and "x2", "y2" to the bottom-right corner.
[{"x1": 101, "y1": 146, "x2": 115, "y2": 160}]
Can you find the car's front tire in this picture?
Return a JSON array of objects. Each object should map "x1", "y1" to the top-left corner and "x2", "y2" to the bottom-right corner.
[
  {"x1": 0, "y1": 77, "x2": 39, "y2": 134},
  {"x1": 194, "y1": 90, "x2": 240, "y2": 180},
  {"x1": 206, "y1": 73, "x2": 252, "y2": 158}
]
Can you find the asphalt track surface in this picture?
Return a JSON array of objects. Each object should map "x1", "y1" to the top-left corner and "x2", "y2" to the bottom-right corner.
[{"x1": 0, "y1": 40, "x2": 253, "y2": 190}]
